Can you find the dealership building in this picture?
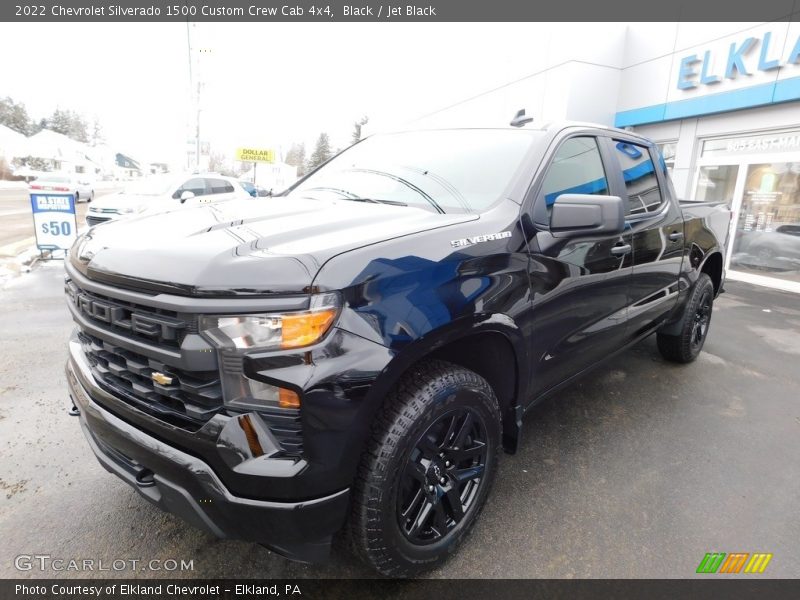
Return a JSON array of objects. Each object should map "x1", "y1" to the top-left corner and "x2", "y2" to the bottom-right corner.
[{"x1": 408, "y1": 21, "x2": 800, "y2": 293}]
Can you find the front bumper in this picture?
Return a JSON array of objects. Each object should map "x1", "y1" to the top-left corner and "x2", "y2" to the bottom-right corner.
[{"x1": 66, "y1": 358, "x2": 350, "y2": 564}]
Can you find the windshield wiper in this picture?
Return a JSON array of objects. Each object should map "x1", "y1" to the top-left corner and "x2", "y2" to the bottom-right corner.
[
  {"x1": 302, "y1": 187, "x2": 408, "y2": 207},
  {"x1": 347, "y1": 169, "x2": 446, "y2": 214},
  {"x1": 349, "y1": 197, "x2": 407, "y2": 207}
]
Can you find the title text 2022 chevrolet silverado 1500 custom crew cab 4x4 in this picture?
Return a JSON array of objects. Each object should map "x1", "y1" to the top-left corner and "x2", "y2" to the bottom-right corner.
[{"x1": 65, "y1": 122, "x2": 731, "y2": 576}]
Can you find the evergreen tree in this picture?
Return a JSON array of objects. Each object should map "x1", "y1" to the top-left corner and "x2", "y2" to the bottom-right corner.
[
  {"x1": 90, "y1": 118, "x2": 103, "y2": 146},
  {"x1": 351, "y1": 116, "x2": 369, "y2": 144},
  {"x1": 284, "y1": 142, "x2": 307, "y2": 177},
  {"x1": 307, "y1": 133, "x2": 332, "y2": 172},
  {"x1": 0, "y1": 97, "x2": 33, "y2": 135},
  {"x1": 48, "y1": 109, "x2": 72, "y2": 136},
  {"x1": 48, "y1": 109, "x2": 89, "y2": 142}
]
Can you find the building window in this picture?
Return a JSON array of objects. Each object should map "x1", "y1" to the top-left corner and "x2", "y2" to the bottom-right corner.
[{"x1": 695, "y1": 165, "x2": 739, "y2": 204}]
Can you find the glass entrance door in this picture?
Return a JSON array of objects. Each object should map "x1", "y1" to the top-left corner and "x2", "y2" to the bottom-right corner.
[{"x1": 729, "y1": 163, "x2": 800, "y2": 283}]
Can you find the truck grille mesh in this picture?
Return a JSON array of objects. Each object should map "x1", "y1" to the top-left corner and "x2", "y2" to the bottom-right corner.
[{"x1": 78, "y1": 331, "x2": 222, "y2": 430}]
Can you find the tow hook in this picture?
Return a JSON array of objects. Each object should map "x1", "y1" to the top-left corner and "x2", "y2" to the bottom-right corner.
[
  {"x1": 135, "y1": 469, "x2": 156, "y2": 487},
  {"x1": 68, "y1": 396, "x2": 80, "y2": 416}
]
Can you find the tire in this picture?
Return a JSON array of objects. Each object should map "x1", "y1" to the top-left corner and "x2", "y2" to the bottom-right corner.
[
  {"x1": 75, "y1": 192, "x2": 80, "y2": 203},
  {"x1": 657, "y1": 273, "x2": 714, "y2": 363},
  {"x1": 88, "y1": 190, "x2": 94, "y2": 203},
  {"x1": 350, "y1": 360, "x2": 501, "y2": 577}
]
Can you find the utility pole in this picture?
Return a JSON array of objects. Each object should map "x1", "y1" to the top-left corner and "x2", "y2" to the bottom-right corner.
[
  {"x1": 186, "y1": 21, "x2": 195, "y2": 170},
  {"x1": 195, "y1": 83, "x2": 202, "y2": 171},
  {"x1": 186, "y1": 22, "x2": 204, "y2": 171}
]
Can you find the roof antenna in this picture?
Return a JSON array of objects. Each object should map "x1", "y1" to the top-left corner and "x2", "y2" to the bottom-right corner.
[{"x1": 510, "y1": 109, "x2": 534, "y2": 128}]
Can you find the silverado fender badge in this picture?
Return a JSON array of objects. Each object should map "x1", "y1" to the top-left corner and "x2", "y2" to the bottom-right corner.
[{"x1": 450, "y1": 231, "x2": 512, "y2": 248}]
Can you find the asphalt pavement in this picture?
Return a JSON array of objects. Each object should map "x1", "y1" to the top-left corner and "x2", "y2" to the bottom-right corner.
[{"x1": 0, "y1": 265, "x2": 798, "y2": 578}]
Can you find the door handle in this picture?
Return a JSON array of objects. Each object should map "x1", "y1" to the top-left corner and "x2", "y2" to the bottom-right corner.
[
  {"x1": 611, "y1": 244, "x2": 632, "y2": 256},
  {"x1": 668, "y1": 231, "x2": 684, "y2": 242}
]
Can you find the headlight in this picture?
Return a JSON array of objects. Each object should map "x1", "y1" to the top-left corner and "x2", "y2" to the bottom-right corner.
[
  {"x1": 199, "y1": 293, "x2": 340, "y2": 411},
  {"x1": 199, "y1": 292, "x2": 339, "y2": 351}
]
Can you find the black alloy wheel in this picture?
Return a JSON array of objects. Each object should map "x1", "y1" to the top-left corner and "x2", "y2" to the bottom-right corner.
[
  {"x1": 657, "y1": 272, "x2": 714, "y2": 363},
  {"x1": 350, "y1": 360, "x2": 501, "y2": 576},
  {"x1": 397, "y1": 408, "x2": 488, "y2": 545},
  {"x1": 690, "y1": 288, "x2": 712, "y2": 351}
]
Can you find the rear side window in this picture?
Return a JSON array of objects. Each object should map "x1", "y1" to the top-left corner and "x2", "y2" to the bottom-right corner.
[
  {"x1": 540, "y1": 137, "x2": 609, "y2": 215},
  {"x1": 615, "y1": 141, "x2": 664, "y2": 215},
  {"x1": 207, "y1": 178, "x2": 235, "y2": 194}
]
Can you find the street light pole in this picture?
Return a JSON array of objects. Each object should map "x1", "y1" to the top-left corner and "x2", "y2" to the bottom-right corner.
[{"x1": 195, "y1": 88, "x2": 201, "y2": 171}]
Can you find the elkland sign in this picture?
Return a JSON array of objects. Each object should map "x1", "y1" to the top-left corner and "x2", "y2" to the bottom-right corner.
[
  {"x1": 615, "y1": 28, "x2": 800, "y2": 127},
  {"x1": 678, "y1": 31, "x2": 800, "y2": 90}
]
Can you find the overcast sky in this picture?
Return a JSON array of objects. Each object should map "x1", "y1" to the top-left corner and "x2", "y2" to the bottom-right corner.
[{"x1": 0, "y1": 22, "x2": 608, "y2": 166}]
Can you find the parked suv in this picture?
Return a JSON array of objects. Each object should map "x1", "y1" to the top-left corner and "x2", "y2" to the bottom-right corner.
[
  {"x1": 65, "y1": 122, "x2": 730, "y2": 576},
  {"x1": 86, "y1": 173, "x2": 250, "y2": 226}
]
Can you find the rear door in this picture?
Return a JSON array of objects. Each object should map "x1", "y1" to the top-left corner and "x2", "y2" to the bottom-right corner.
[
  {"x1": 203, "y1": 177, "x2": 240, "y2": 203},
  {"x1": 524, "y1": 134, "x2": 634, "y2": 398},
  {"x1": 605, "y1": 138, "x2": 684, "y2": 341}
]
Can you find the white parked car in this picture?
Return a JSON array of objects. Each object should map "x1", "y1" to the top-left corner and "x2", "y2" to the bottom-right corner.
[
  {"x1": 29, "y1": 173, "x2": 94, "y2": 203},
  {"x1": 86, "y1": 173, "x2": 251, "y2": 227}
]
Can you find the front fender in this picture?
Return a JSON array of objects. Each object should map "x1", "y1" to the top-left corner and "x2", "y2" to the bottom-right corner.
[{"x1": 344, "y1": 312, "x2": 529, "y2": 455}]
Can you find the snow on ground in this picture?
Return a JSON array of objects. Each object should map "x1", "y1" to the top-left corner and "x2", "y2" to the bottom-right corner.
[{"x1": 0, "y1": 181, "x2": 28, "y2": 189}]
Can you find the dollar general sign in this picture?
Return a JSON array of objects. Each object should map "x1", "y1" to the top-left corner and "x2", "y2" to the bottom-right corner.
[{"x1": 236, "y1": 148, "x2": 275, "y2": 163}]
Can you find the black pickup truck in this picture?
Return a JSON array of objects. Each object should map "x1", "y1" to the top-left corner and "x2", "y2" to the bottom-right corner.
[{"x1": 65, "y1": 122, "x2": 731, "y2": 576}]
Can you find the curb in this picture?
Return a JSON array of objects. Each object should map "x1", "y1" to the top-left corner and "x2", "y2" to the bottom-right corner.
[{"x1": 0, "y1": 236, "x2": 37, "y2": 259}]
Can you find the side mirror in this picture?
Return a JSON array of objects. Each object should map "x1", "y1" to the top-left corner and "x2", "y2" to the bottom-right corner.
[
  {"x1": 550, "y1": 194, "x2": 625, "y2": 239},
  {"x1": 180, "y1": 190, "x2": 195, "y2": 203}
]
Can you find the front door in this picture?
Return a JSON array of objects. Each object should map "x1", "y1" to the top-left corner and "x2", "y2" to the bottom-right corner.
[{"x1": 525, "y1": 135, "x2": 633, "y2": 399}]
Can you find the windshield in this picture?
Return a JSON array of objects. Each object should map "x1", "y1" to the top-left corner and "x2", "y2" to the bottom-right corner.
[
  {"x1": 122, "y1": 176, "x2": 175, "y2": 197},
  {"x1": 288, "y1": 129, "x2": 540, "y2": 213}
]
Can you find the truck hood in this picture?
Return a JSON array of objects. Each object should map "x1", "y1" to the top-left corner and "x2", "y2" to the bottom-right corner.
[{"x1": 76, "y1": 197, "x2": 477, "y2": 296}]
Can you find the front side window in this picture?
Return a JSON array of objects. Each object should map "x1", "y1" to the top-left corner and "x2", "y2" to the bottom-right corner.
[
  {"x1": 540, "y1": 136, "x2": 609, "y2": 215},
  {"x1": 175, "y1": 178, "x2": 206, "y2": 198},
  {"x1": 615, "y1": 141, "x2": 664, "y2": 215}
]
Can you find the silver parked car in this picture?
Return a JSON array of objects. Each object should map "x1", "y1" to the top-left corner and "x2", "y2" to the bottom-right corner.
[
  {"x1": 29, "y1": 173, "x2": 95, "y2": 203},
  {"x1": 86, "y1": 173, "x2": 251, "y2": 227}
]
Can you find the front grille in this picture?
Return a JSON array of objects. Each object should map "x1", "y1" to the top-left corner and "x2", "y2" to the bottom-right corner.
[
  {"x1": 66, "y1": 279, "x2": 192, "y2": 349},
  {"x1": 78, "y1": 331, "x2": 222, "y2": 429},
  {"x1": 70, "y1": 277, "x2": 304, "y2": 456},
  {"x1": 86, "y1": 215, "x2": 112, "y2": 226}
]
